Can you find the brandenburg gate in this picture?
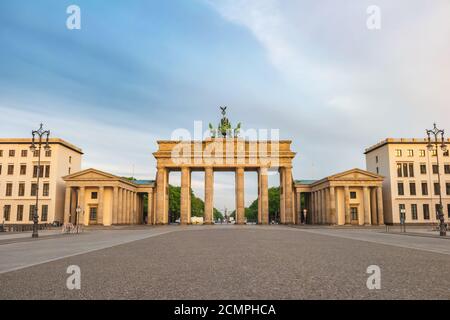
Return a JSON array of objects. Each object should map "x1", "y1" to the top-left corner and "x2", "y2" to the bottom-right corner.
[{"x1": 151, "y1": 138, "x2": 297, "y2": 225}]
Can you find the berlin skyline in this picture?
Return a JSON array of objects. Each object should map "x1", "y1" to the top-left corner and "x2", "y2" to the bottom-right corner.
[{"x1": 1, "y1": 0, "x2": 449, "y2": 209}]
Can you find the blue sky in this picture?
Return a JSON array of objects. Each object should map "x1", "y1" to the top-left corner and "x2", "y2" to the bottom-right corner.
[{"x1": 1, "y1": 0, "x2": 450, "y2": 210}]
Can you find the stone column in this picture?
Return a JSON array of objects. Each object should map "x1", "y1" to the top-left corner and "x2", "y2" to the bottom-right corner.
[
  {"x1": 180, "y1": 167, "x2": 191, "y2": 225},
  {"x1": 284, "y1": 166, "x2": 293, "y2": 224},
  {"x1": 279, "y1": 167, "x2": 285, "y2": 223},
  {"x1": 329, "y1": 186, "x2": 336, "y2": 225},
  {"x1": 317, "y1": 190, "x2": 323, "y2": 224},
  {"x1": 297, "y1": 192, "x2": 302, "y2": 224},
  {"x1": 153, "y1": 188, "x2": 157, "y2": 225},
  {"x1": 127, "y1": 190, "x2": 132, "y2": 224},
  {"x1": 119, "y1": 188, "x2": 124, "y2": 224},
  {"x1": 337, "y1": 188, "x2": 345, "y2": 225},
  {"x1": 79, "y1": 186, "x2": 87, "y2": 226},
  {"x1": 123, "y1": 189, "x2": 128, "y2": 224},
  {"x1": 113, "y1": 186, "x2": 119, "y2": 225},
  {"x1": 156, "y1": 167, "x2": 168, "y2": 225},
  {"x1": 321, "y1": 189, "x2": 326, "y2": 224},
  {"x1": 257, "y1": 172, "x2": 262, "y2": 223},
  {"x1": 64, "y1": 186, "x2": 71, "y2": 224},
  {"x1": 325, "y1": 188, "x2": 330, "y2": 224},
  {"x1": 147, "y1": 191, "x2": 153, "y2": 225},
  {"x1": 204, "y1": 167, "x2": 214, "y2": 224},
  {"x1": 259, "y1": 167, "x2": 269, "y2": 224},
  {"x1": 344, "y1": 186, "x2": 350, "y2": 224},
  {"x1": 363, "y1": 186, "x2": 370, "y2": 225},
  {"x1": 132, "y1": 192, "x2": 137, "y2": 224},
  {"x1": 370, "y1": 187, "x2": 377, "y2": 225},
  {"x1": 98, "y1": 186, "x2": 104, "y2": 225},
  {"x1": 235, "y1": 167, "x2": 245, "y2": 224},
  {"x1": 311, "y1": 192, "x2": 316, "y2": 224},
  {"x1": 377, "y1": 187, "x2": 384, "y2": 225}
]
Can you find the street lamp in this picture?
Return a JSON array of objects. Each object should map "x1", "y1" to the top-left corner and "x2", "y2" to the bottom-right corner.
[
  {"x1": 303, "y1": 208, "x2": 308, "y2": 225},
  {"x1": 400, "y1": 208, "x2": 406, "y2": 233},
  {"x1": 426, "y1": 123, "x2": 447, "y2": 237},
  {"x1": 30, "y1": 124, "x2": 51, "y2": 238},
  {"x1": 75, "y1": 206, "x2": 82, "y2": 233}
]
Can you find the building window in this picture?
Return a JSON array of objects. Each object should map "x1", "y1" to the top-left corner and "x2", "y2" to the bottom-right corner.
[
  {"x1": 33, "y1": 150, "x2": 39, "y2": 157},
  {"x1": 420, "y1": 164, "x2": 427, "y2": 174},
  {"x1": 29, "y1": 205, "x2": 36, "y2": 221},
  {"x1": 435, "y1": 204, "x2": 441, "y2": 219},
  {"x1": 446, "y1": 183, "x2": 450, "y2": 196},
  {"x1": 33, "y1": 165, "x2": 44, "y2": 178},
  {"x1": 0, "y1": 165, "x2": 2, "y2": 175},
  {"x1": 69, "y1": 156, "x2": 72, "y2": 164},
  {"x1": 407, "y1": 149, "x2": 414, "y2": 157},
  {"x1": 21, "y1": 150, "x2": 28, "y2": 157},
  {"x1": 3, "y1": 205, "x2": 11, "y2": 221},
  {"x1": 45, "y1": 150, "x2": 52, "y2": 157},
  {"x1": 432, "y1": 164, "x2": 439, "y2": 174},
  {"x1": 18, "y1": 183, "x2": 25, "y2": 197},
  {"x1": 421, "y1": 182, "x2": 428, "y2": 196},
  {"x1": 5, "y1": 183, "x2": 12, "y2": 196},
  {"x1": 45, "y1": 165, "x2": 50, "y2": 178},
  {"x1": 375, "y1": 156, "x2": 379, "y2": 163},
  {"x1": 9, "y1": 150, "x2": 15, "y2": 157},
  {"x1": 7, "y1": 164, "x2": 14, "y2": 175},
  {"x1": 448, "y1": 204, "x2": 450, "y2": 218},
  {"x1": 403, "y1": 163, "x2": 409, "y2": 177},
  {"x1": 395, "y1": 149, "x2": 402, "y2": 157},
  {"x1": 444, "y1": 150, "x2": 449, "y2": 157},
  {"x1": 398, "y1": 183, "x2": 405, "y2": 196},
  {"x1": 431, "y1": 149, "x2": 437, "y2": 157},
  {"x1": 434, "y1": 183, "x2": 441, "y2": 196},
  {"x1": 17, "y1": 205, "x2": 24, "y2": 221},
  {"x1": 409, "y1": 183, "x2": 416, "y2": 196},
  {"x1": 423, "y1": 204, "x2": 430, "y2": 220},
  {"x1": 89, "y1": 207, "x2": 97, "y2": 221},
  {"x1": 376, "y1": 167, "x2": 379, "y2": 174},
  {"x1": 350, "y1": 191, "x2": 357, "y2": 199},
  {"x1": 411, "y1": 204, "x2": 418, "y2": 220},
  {"x1": 397, "y1": 163, "x2": 402, "y2": 177},
  {"x1": 445, "y1": 165, "x2": 450, "y2": 174},
  {"x1": 68, "y1": 167, "x2": 71, "y2": 175},
  {"x1": 41, "y1": 205, "x2": 48, "y2": 222},
  {"x1": 399, "y1": 204, "x2": 406, "y2": 221},
  {"x1": 31, "y1": 183, "x2": 37, "y2": 196},
  {"x1": 350, "y1": 207, "x2": 358, "y2": 221},
  {"x1": 43, "y1": 183, "x2": 49, "y2": 197},
  {"x1": 0, "y1": 150, "x2": 3, "y2": 157},
  {"x1": 91, "y1": 192, "x2": 98, "y2": 199},
  {"x1": 409, "y1": 163, "x2": 414, "y2": 177},
  {"x1": 20, "y1": 164, "x2": 26, "y2": 175},
  {"x1": 419, "y1": 150, "x2": 426, "y2": 157}
]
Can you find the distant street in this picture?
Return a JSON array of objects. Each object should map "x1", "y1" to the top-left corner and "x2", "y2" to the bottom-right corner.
[{"x1": 0, "y1": 225, "x2": 449, "y2": 299}]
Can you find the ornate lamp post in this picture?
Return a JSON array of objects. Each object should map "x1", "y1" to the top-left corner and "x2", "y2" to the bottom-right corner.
[
  {"x1": 30, "y1": 124, "x2": 51, "y2": 238},
  {"x1": 426, "y1": 123, "x2": 447, "y2": 237}
]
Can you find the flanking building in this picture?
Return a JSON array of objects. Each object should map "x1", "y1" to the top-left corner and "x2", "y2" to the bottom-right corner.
[
  {"x1": 62, "y1": 168, "x2": 154, "y2": 226},
  {"x1": 365, "y1": 138, "x2": 450, "y2": 225},
  {"x1": 294, "y1": 169, "x2": 384, "y2": 226},
  {"x1": 0, "y1": 138, "x2": 82, "y2": 225}
]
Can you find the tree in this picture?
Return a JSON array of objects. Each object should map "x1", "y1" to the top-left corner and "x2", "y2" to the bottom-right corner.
[{"x1": 244, "y1": 187, "x2": 280, "y2": 222}]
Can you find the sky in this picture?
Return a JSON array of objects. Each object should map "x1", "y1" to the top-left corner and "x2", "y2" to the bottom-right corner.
[{"x1": 1, "y1": 0, "x2": 450, "y2": 210}]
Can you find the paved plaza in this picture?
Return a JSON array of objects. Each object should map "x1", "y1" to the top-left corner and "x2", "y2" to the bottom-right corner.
[{"x1": 0, "y1": 225, "x2": 449, "y2": 300}]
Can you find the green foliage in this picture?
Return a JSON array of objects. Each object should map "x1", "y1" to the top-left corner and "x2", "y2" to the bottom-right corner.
[
  {"x1": 167, "y1": 185, "x2": 221, "y2": 221},
  {"x1": 245, "y1": 187, "x2": 280, "y2": 221}
]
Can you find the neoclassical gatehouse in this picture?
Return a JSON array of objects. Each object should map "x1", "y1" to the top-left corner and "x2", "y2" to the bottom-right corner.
[
  {"x1": 295, "y1": 169, "x2": 384, "y2": 226},
  {"x1": 63, "y1": 169, "x2": 154, "y2": 226}
]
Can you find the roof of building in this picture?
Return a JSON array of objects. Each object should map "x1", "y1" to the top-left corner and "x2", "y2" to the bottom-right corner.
[
  {"x1": 294, "y1": 168, "x2": 383, "y2": 188},
  {"x1": 0, "y1": 138, "x2": 83, "y2": 154},
  {"x1": 134, "y1": 179, "x2": 155, "y2": 185},
  {"x1": 63, "y1": 168, "x2": 155, "y2": 187},
  {"x1": 294, "y1": 180, "x2": 317, "y2": 185},
  {"x1": 364, "y1": 138, "x2": 450, "y2": 154}
]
